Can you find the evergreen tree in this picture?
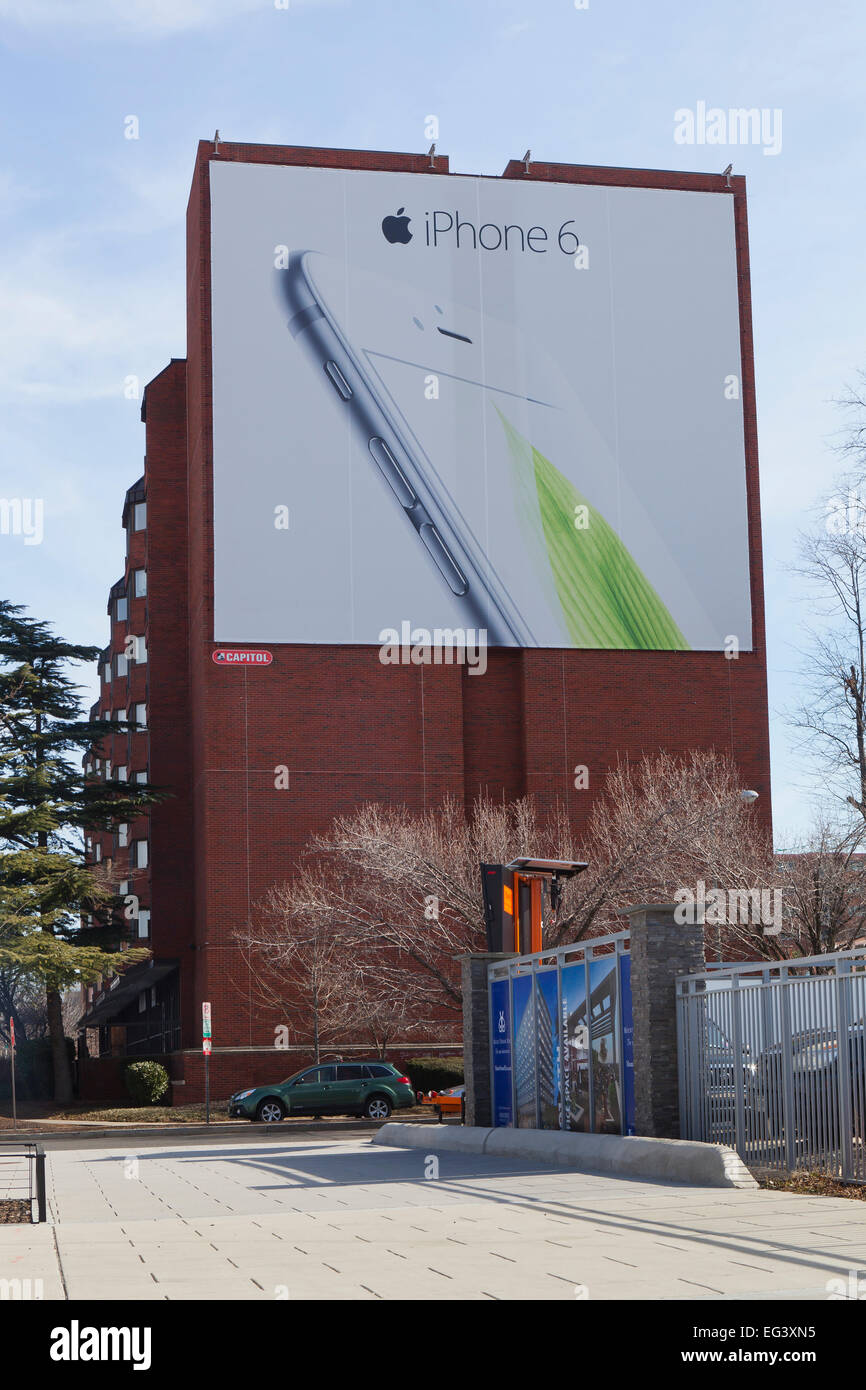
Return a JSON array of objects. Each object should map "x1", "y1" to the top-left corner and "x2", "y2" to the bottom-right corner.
[{"x1": 0, "y1": 601, "x2": 159, "y2": 1101}]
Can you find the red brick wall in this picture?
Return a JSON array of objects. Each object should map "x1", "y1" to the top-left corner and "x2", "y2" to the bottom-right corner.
[
  {"x1": 80, "y1": 144, "x2": 771, "y2": 1104},
  {"x1": 142, "y1": 361, "x2": 196, "y2": 1037}
]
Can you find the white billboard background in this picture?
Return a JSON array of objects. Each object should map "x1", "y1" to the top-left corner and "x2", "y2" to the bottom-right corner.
[{"x1": 210, "y1": 162, "x2": 752, "y2": 649}]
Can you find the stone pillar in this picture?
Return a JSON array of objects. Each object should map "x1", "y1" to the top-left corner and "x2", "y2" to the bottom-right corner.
[
  {"x1": 618, "y1": 903, "x2": 705, "y2": 1139},
  {"x1": 459, "y1": 952, "x2": 514, "y2": 1128}
]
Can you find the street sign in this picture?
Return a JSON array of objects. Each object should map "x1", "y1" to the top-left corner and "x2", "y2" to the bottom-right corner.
[
  {"x1": 202, "y1": 1038, "x2": 212, "y2": 1055},
  {"x1": 202, "y1": 1002, "x2": 212, "y2": 1038},
  {"x1": 9, "y1": 1018, "x2": 14, "y2": 1048}
]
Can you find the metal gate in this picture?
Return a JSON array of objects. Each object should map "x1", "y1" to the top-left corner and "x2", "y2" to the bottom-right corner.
[{"x1": 677, "y1": 949, "x2": 866, "y2": 1180}]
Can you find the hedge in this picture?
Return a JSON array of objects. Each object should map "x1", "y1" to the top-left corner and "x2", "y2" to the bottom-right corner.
[
  {"x1": 123, "y1": 1061, "x2": 170, "y2": 1106},
  {"x1": 404, "y1": 1055, "x2": 464, "y2": 1094}
]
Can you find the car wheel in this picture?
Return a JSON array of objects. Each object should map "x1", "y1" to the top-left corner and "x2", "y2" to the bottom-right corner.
[
  {"x1": 256, "y1": 1098, "x2": 285, "y2": 1123},
  {"x1": 365, "y1": 1094, "x2": 392, "y2": 1121}
]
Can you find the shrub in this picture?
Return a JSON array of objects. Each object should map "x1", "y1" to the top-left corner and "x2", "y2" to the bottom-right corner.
[
  {"x1": 123, "y1": 1061, "x2": 170, "y2": 1106},
  {"x1": 404, "y1": 1056, "x2": 464, "y2": 1095}
]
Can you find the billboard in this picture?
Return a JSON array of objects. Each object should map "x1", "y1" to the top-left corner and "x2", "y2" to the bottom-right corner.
[{"x1": 210, "y1": 161, "x2": 752, "y2": 650}]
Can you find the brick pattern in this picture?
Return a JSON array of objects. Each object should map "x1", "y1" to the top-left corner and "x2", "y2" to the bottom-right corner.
[{"x1": 624, "y1": 904, "x2": 706, "y2": 1138}]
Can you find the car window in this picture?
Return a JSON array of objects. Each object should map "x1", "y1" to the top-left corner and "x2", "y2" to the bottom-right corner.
[
  {"x1": 295, "y1": 1066, "x2": 334, "y2": 1084},
  {"x1": 336, "y1": 1064, "x2": 366, "y2": 1081},
  {"x1": 363, "y1": 1064, "x2": 392, "y2": 1078}
]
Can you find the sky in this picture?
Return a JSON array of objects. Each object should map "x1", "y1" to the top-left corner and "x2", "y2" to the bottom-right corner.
[{"x1": 0, "y1": 0, "x2": 864, "y2": 849}]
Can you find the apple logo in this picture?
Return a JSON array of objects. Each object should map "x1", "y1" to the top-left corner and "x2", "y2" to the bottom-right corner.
[{"x1": 381, "y1": 207, "x2": 412, "y2": 244}]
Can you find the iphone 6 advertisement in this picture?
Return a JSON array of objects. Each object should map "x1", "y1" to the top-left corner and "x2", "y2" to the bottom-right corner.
[{"x1": 209, "y1": 161, "x2": 752, "y2": 650}]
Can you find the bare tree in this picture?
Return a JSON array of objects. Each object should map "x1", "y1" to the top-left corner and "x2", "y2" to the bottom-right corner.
[
  {"x1": 238, "y1": 878, "x2": 353, "y2": 1062},
  {"x1": 776, "y1": 818, "x2": 866, "y2": 955},
  {"x1": 244, "y1": 761, "x2": 781, "y2": 1035},
  {"x1": 561, "y1": 749, "x2": 776, "y2": 958},
  {"x1": 247, "y1": 796, "x2": 578, "y2": 1026},
  {"x1": 328, "y1": 959, "x2": 439, "y2": 1058},
  {"x1": 789, "y1": 373, "x2": 866, "y2": 818},
  {"x1": 791, "y1": 485, "x2": 866, "y2": 817}
]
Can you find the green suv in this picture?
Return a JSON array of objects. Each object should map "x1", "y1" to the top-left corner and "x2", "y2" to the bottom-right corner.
[{"x1": 228, "y1": 1061, "x2": 416, "y2": 1123}]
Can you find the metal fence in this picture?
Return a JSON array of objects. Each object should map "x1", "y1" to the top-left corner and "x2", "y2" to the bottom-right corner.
[
  {"x1": 0, "y1": 1143, "x2": 46, "y2": 1222},
  {"x1": 677, "y1": 949, "x2": 866, "y2": 1181}
]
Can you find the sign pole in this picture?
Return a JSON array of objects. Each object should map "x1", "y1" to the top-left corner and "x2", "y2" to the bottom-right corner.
[
  {"x1": 9, "y1": 1018, "x2": 16, "y2": 1129},
  {"x1": 202, "y1": 1003, "x2": 212, "y2": 1125}
]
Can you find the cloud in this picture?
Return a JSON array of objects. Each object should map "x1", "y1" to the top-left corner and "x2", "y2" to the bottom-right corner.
[
  {"x1": 0, "y1": 0, "x2": 275, "y2": 38},
  {"x1": 0, "y1": 240, "x2": 183, "y2": 404}
]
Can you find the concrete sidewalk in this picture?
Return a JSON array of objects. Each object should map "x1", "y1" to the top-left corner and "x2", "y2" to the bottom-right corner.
[{"x1": 2, "y1": 1134, "x2": 865, "y2": 1300}]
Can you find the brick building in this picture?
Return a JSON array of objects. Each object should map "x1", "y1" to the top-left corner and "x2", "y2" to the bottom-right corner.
[{"x1": 76, "y1": 140, "x2": 771, "y2": 1104}]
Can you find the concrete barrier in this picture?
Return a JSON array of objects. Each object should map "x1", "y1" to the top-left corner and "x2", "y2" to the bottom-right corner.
[{"x1": 373, "y1": 1123, "x2": 758, "y2": 1189}]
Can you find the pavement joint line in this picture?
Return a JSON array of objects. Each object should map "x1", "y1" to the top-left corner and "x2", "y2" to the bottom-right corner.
[{"x1": 678, "y1": 1277, "x2": 725, "y2": 1293}]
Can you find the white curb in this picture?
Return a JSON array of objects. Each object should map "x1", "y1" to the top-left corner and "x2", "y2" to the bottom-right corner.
[{"x1": 372, "y1": 1123, "x2": 758, "y2": 1188}]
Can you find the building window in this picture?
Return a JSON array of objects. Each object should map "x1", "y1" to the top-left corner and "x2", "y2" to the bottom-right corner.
[
  {"x1": 134, "y1": 568, "x2": 147, "y2": 598},
  {"x1": 116, "y1": 765, "x2": 128, "y2": 782},
  {"x1": 134, "y1": 840, "x2": 148, "y2": 870},
  {"x1": 103, "y1": 663, "x2": 111, "y2": 684},
  {"x1": 134, "y1": 501, "x2": 147, "y2": 530},
  {"x1": 138, "y1": 992, "x2": 146, "y2": 1013},
  {"x1": 94, "y1": 844, "x2": 102, "y2": 863},
  {"x1": 105, "y1": 761, "x2": 112, "y2": 780},
  {"x1": 115, "y1": 708, "x2": 127, "y2": 726},
  {"x1": 135, "y1": 770, "x2": 148, "y2": 785},
  {"x1": 119, "y1": 880, "x2": 129, "y2": 896},
  {"x1": 115, "y1": 652, "x2": 128, "y2": 678},
  {"x1": 150, "y1": 986, "x2": 157, "y2": 1006},
  {"x1": 118, "y1": 823, "x2": 129, "y2": 848},
  {"x1": 115, "y1": 596, "x2": 128, "y2": 622},
  {"x1": 131, "y1": 635, "x2": 147, "y2": 664},
  {"x1": 134, "y1": 702, "x2": 147, "y2": 729},
  {"x1": 138, "y1": 909, "x2": 151, "y2": 939}
]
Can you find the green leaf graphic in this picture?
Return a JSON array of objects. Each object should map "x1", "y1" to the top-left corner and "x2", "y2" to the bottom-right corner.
[{"x1": 497, "y1": 411, "x2": 689, "y2": 650}]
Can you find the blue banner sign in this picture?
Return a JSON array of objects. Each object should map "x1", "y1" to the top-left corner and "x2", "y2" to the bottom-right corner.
[
  {"x1": 490, "y1": 978, "x2": 514, "y2": 1128},
  {"x1": 619, "y1": 954, "x2": 636, "y2": 1135}
]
